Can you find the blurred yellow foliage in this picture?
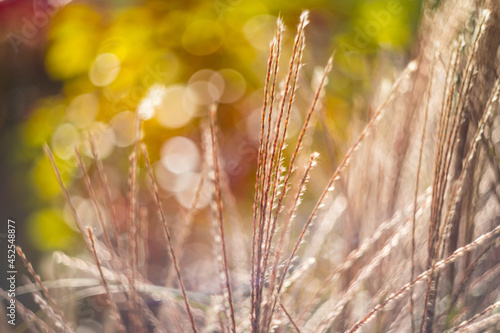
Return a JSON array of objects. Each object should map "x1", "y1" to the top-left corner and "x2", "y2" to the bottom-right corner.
[
  {"x1": 28, "y1": 209, "x2": 76, "y2": 251},
  {"x1": 17, "y1": 0, "x2": 422, "y2": 251}
]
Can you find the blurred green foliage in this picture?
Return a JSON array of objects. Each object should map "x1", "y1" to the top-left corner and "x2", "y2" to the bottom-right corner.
[{"x1": 16, "y1": 0, "x2": 422, "y2": 251}]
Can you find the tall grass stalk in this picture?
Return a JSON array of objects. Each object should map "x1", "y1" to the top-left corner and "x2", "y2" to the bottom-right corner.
[{"x1": 3, "y1": 3, "x2": 500, "y2": 332}]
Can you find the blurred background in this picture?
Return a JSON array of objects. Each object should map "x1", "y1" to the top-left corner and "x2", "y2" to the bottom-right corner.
[{"x1": 0, "y1": 0, "x2": 422, "y2": 288}]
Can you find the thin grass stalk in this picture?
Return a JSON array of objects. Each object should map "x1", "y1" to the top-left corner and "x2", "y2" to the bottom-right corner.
[
  {"x1": 165, "y1": 165, "x2": 207, "y2": 287},
  {"x1": 201, "y1": 123, "x2": 233, "y2": 332},
  {"x1": 43, "y1": 144, "x2": 86, "y2": 239},
  {"x1": 141, "y1": 143, "x2": 198, "y2": 333},
  {"x1": 255, "y1": 14, "x2": 303, "y2": 329},
  {"x1": 45, "y1": 144, "x2": 137, "y2": 328},
  {"x1": 428, "y1": 9, "x2": 489, "y2": 267},
  {"x1": 220, "y1": 164, "x2": 251, "y2": 270},
  {"x1": 128, "y1": 139, "x2": 138, "y2": 276},
  {"x1": 251, "y1": 22, "x2": 283, "y2": 331},
  {"x1": 421, "y1": 50, "x2": 474, "y2": 333},
  {"x1": 421, "y1": 26, "x2": 494, "y2": 329},
  {"x1": 264, "y1": 152, "x2": 319, "y2": 330},
  {"x1": 448, "y1": 237, "x2": 500, "y2": 315},
  {"x1": 432, "y1": 46, "x2": 475, "y2": 241},
  {"x1": 255, "y1": 19, "x2": 283, "y2": 257},
  {"x1": 271, "y1": 54, "x2": 334, "y2": 236},
  {"x1": 297, "y1": 189, "x2": 431, "y2": 325},
  {"x1": 138, "y1": 206, "x2": 149, "y2": 277},
  {"x1": 50, "y1": 252, "x2": 139, "y2": 287},
  {"x1": 259, "y1": 16, "x2": 308, "y2": 330},
  {"x1": 208, "y1": 105, "x2": 236, "y2": 333},
  {"x1": 263, "y1": 54, "x2": 332, "y2": 325},
  {"x1": 410, "y1": 52, "x2": 436, "y2": 333},
  {"x1": 436, "y1": 82, "x2": 500, "y2": 269},
  {"x1": 453, "y1": 312, "x2": 500, "y2": 332},
  {"x1": 467, "y1": 262, "x2": 500, "y2": 298},
  {"x1": 31, "y1": 291, "x2": 65, "y2": 333},
  {"x1": 470, "y1": 108, "x2": 500, "y2": 202},
  {"x1": 437, "y1": 80, "x2": 500, "y2": 265},
  {"x1": 76, "y1": 146, "x2": 133, "y2": 322},
  {"x1": 74, "y1": 147, "x2": 115, "y2": 261},
  {"x1": 262, "y1": 11, "x2": 308, "y2": 266},
  {"x1": 125, "y1": 149, "x2": 144, "y2": 332},
  {"x1": 432, "y1": 79, "x2": 500, "y2": 321},
  {"x1": 261, "y1": 37, "x2": 302, "y2": 276},
  {"x1": 315, "y1": 199, "x2": 417, "y2": 332},
  {"x1": 262, "y1": 53, "x2": 334, "y2": 304},
  {"x1": 275, "y1": 61, "x2": 417, "y2": 324},
  {"x1": 0, "y1": 289, "x2": 55, "y2": 333},
  {"x1": 347, "y1": 215, "x2": 500, "y2": 333},
  {"x1": 449, "y1": 300, "x2": 500, "y2": 332},
  {"x1": 18, "y1": 278, "x2": 61, "y2": 333},
  {"x1": 89, "y1": 137, "x2": 123, "y2": 256},
  {"x1": 16, "y1": 247, "x2": 74, "y2": 333},
  {"x1": 86, "y1": 228, "x2": 126, "y2": 333},
  {"x1": 280, "y1": 301, "x2": 301, "y2": 333},
  {"x1": 427, "y1": 40, "x2": 462, "y2": 267}
]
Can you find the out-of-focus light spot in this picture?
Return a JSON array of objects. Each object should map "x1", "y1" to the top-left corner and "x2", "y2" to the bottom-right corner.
[
  {"x1": 75, "y1": 199, "x2": 105, "y2": 236},
  {"x1": 187, "y1": 81, "x2": 219, "y2": 106},
  {"x1": 110, "y1": 111, "x2": 135, "y2": 147},
  {"x1": 81, "y1": 122, "x2": 115, "y2": 159},
  {"x1": 246, "y1": 108, "x2": 262, "y2": 141},
  {"x1": 175, "y1": 173, "x2": 210, "y2": 209},
  {"x1": 66, "y1": 93, "x2": 99, "y2": 128},
  {"x1": 153, "y1": 162, "x2": 209, "y2": 209},
  {"x1": 187, "y1": 69, "x2": 224, "y2": 105},
  {"x1": 154, "y1": 162, "x2": 195, "y2": 193},
  {"x1": 379, "y1": 78, "x2": 393, "y2": 102},
  {"x1": 89, "y1": 53, "x2": 121, "y2": 87},
  {"x1": 218, "y1": 69, "x2": 246, "y2": 103},
  {"x1": 160, "y1": 136, "x2": 200, "y2": 174},
  {"x1": 243, "y1": 15, "x2": 277, "y2": 51},
  {"x1": 155, "y1": 85, "x2": 197, "y2": 129},
  {"x1": 51, "y1": 123, "x2": 80, "y2": 160},
  {"x1": 137, "y1": 84, "x2": 167, "y2": 120},
  {"x1": 182, "y1": 20, "x2": 225, "y2": 56},
  {"x1": 138, "y1": 50, "x2": 181, "y2": 85},
  {"x1": 189, "y1": 69, "x2": 223, "y2": 88}
]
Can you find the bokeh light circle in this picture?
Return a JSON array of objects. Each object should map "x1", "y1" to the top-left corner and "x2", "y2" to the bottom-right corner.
[
  {"x1": 187, "y1": 69, "x2": 224, "y2": 105},
  {"x1": 66, "y1": 93, "x2": 99, "y2": 128},
  {"x1": 110, "y1": 111, "x2": 136, "y2": 147},
  {"x1": 160, "y1": 136, "x2": 200, "y2": 174},
  {"x1": 175, "y1": 173, "x2": 210, "y2": 209},
  {"x1": 51, "y1": 123, "x2": 80, "y2": 160},
  {"x1": 81, "y1": 121, "x2": 115, "y2": 159},
  {"x1": 218, "y1": 69, "x2": 246, "y2": 103},
  {"x1": 243, "y1": 15, "x2": 277, "y2": 51},
  {"x1": 155, "y1": 85, "x2": 198, "y2": 129},
  {"x1": 89, "y1": 53, "x2": 121, "y2": 87}
]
